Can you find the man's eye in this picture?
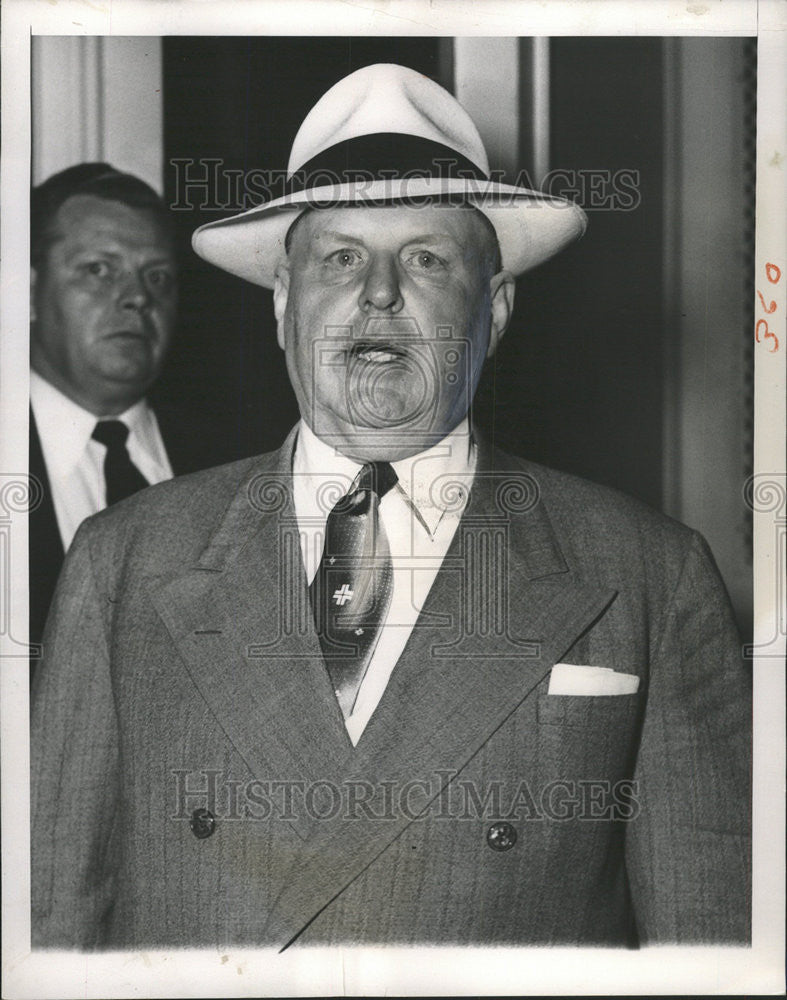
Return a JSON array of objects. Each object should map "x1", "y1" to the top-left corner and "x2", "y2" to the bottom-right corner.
[
  {"x1": 147, "y1": 269, "x2": 175, "y2": 293},
  {"x1": 407, "y1": 251, "x2": 442, "y2": 270},
  {"x1": 84, "y1": 261, "x2": 112, "y2": 278},
  {"x1": 326, "y1": 249, "x2": 363, "y2": 268}
]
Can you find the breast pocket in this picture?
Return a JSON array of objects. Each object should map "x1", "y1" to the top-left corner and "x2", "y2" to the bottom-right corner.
[{"x1": 536, "y1": 693, "x2": 643, "y2": 784}]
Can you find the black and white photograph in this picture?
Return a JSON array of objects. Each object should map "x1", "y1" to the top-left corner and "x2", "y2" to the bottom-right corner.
[{"x1": 1, "y1": 0, "x2": 784, "y2": 996}]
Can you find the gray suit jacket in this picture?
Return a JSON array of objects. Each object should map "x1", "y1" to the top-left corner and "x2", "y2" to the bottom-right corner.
[{"x1": 31, "y1": 428, "x2": 751, "y2": 949}]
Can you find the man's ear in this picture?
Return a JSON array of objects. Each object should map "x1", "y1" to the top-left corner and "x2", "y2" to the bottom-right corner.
[
  {"x1": 30, "y1": 266, "x2": 38, "y2": 325},
  {"x1": 486, "y1": 269, "x2": 515, "y2": 358},
  {"x1": 272, "y1": 264, "x2": 290, "y2": 351}
]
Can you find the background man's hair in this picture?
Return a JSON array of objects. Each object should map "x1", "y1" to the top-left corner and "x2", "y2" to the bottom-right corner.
[{"x1": 31, "y1": 162, "x2": 174, "y2": 267}]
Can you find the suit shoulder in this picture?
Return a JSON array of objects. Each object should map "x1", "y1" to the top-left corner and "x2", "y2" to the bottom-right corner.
[
  {"x1": 488, "y1": 447, "x2": 696, "y2": 552},
  {"x1": 103, "y1": 453, "x2": 260, "y2": 520},
  {"x1": 537, "y1": 460, "x2": 689, "y2": 534},
  {"x1": 74, "y1": 452, "x2": 272, "y2": 569}
]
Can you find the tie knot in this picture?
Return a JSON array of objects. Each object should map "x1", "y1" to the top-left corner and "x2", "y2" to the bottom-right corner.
[
  {"x1": 92, "y1": 420, "x2": 130, "y2": 450},
  {"x1": 357, "y1": 462, "x2": 398, "y2": 500}
]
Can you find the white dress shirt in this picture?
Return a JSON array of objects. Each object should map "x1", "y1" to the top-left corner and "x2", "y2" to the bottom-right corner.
[
  {"x1": 292, "y1": 418, "x2": 476, "y2": 744},
  {"x1": 30, "y1": 371, "x2": 173, "y2": 551}
]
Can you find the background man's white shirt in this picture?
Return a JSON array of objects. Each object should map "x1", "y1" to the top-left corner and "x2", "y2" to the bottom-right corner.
[
  {"x1": 30, "y1": 370, "x2": 173, "y2": 550},
  {"x1": 293, "y1": 418, "x2": 476, "y2": 744}
]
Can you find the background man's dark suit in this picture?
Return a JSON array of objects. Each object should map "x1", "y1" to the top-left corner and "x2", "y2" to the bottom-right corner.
[{"x1": 29, "y1": 406, "x2": 234, "y2": 654}]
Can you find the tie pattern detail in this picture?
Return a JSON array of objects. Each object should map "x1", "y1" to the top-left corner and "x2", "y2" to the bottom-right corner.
[
  {"x1": 309, "y1": 462, "x2": 398, "y2": 719},
  {"x1": 92, "y1": 420, "x2": 150, "y2": 506}
]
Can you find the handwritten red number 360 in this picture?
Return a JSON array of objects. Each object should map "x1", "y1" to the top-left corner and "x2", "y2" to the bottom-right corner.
[{"x1": 755, "y1": 262, "x2": 781, "y2": 352}]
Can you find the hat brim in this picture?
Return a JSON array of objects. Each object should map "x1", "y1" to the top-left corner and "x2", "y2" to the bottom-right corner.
[{"x1": 191, "y1": 177, "x2": 587, "y2": 289}]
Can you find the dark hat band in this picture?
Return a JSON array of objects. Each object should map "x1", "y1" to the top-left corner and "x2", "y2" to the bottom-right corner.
[{"x1": 285, "y1": 132, "x2": 488, "y2": 196}]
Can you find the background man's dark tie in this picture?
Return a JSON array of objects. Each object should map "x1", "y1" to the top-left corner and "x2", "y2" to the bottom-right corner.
[
  {"x1": 91, "y1": 420, "x2": 150, "y2": 505},
  {"x1": 309, "y1": 462, "x2": 398, "y2": 719}
]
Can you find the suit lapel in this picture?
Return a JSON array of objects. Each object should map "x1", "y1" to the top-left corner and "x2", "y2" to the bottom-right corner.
[
  {"x1": 150, "y1": 428, "x2": 353, "y2": 830},
  {"x1": 263, "y1": 440, "x2": 618, "y2": 948}
]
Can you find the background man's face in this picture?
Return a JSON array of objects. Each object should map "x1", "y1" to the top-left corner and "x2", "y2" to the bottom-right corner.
[
  {"x1": 274, "y1": 204, "x2": 512, "y2": 461},
  {"x1": 31, "y1": 194, "x2": 178, "y2": 416}
]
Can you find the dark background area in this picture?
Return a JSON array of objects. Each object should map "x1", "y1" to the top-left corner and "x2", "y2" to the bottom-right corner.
[{"x1": 160, "y1": 37, "x2": 664, "y2": 509}]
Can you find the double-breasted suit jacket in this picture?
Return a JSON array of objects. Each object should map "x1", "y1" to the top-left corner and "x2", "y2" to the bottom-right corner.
[{"x1": 31, "y1": 427, "x2": 751, "y2": 949}]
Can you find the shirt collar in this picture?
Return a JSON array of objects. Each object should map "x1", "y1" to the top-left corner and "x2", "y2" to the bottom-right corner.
[
  {"x1": 293, "y1": 417, "x2": 476, "y2": 535},
  {"x1": 390, "y1": 420, "x2": 475, "y2": 521},
  {"x1": 30, "y1": 370, "x2": 152, "y2": 479}
]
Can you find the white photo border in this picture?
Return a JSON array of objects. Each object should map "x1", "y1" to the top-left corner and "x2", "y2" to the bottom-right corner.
[{"x1": 2, "y1": 1, "x2": 784, "y2": 996}]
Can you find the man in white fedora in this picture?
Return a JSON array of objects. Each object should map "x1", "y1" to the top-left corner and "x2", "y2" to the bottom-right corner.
[{"x1": 32, "y1": 64, "x2": 749, "y2": 949}]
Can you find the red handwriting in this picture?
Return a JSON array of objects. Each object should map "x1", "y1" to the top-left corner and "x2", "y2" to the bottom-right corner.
[{"x1": 755, "y1": 262, "x2": 782, "y2": 353}]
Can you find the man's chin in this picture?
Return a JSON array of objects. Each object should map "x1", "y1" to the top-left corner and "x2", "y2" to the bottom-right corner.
[
  {"x1": 350, "y1": 397, "x2": 423, "y2": 431},
  {"x1": 91, "y1": 363, "x2": 159, "y2": 408},
  {"x1": 318, "y1": 418, "x2": 461, "y2": 463},
  {"x1": 97, "y1": 351, "x2": 160, "y2": 386}
]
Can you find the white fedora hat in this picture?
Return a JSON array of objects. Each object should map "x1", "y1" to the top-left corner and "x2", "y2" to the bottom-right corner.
[{"x1": 192, "y1": 63, "x2": 587, "y2": 289}]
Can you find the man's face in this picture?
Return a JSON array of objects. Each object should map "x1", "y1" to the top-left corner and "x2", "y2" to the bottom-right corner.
[
  {"x1": 31, "y1": 194, "x2": 178, "y2": 416},
  {"x1": 274, "y1": 204, "x2": 513, "y2": 461}
]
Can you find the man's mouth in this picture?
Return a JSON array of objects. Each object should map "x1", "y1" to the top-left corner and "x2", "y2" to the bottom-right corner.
[
  {"x1": 350, "y1": 342, "x2": 409, "y2": 364},
  {"x1": 106, "y1": 329, "x2": 153, "y2": 342}
]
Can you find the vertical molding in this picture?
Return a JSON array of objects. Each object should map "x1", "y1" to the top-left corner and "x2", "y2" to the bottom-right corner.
[
  {"x1": 31, "y1": 39, "x2": 45, "y2": 182},
  {"x1": 661, "y1": 38, "x2": 752, "y2": 637},
  {"x1": 454, "y1": 38, "x2": 519, "y2": 180},
  {"x1": 518, "y1": 38, "x2": 550, "y2": 185},
  {"x1": 436, "y1": 37, "x2": 454, "y2": 94},
  {"x1": 81, "y1": 36, "x2": 104, "y2": 162},
  {"x1": 741, "y1": 38, "x2": 757, "y2": 566},
  {"x1": 101, "y1": 37, "x2": 164, "y2": 193},
  {"x1": 32, "y1": 36, "x2": 104, "y2": 183},
  {"x1": 661, "y1": 37, "x2": 682, "y2": 521},
  {"x1": 31, "y1": 36, "x2": 163, "y2": 193},
  {"x1": 531, "y1": 37, "x2": 550, "y2": 184}
]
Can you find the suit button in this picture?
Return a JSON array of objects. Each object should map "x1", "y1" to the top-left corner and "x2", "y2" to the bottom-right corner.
[
  {"x1": 189, "y1": 807, "x2": 216, "y2": 839},
  {"x1": 487, "y1": 821, "x2": 517, "y2": 851}
]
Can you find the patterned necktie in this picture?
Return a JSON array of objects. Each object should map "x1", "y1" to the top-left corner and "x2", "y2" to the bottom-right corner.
[
  {"x1": 310, "y1": 461, "x2": 399, "y2": 719},
  {"x1": 91, "y1": 420, "x2": 150, "y2": 506}
]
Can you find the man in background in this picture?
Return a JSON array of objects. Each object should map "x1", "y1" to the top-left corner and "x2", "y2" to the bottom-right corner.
[{"x1": 29, "y1": 163, "x2": 226, "y2": 663}]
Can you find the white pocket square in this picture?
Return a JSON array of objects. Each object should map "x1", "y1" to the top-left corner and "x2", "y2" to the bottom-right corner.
[{"x1": 547, "y1": 663, "x2": 640, "y2": 696}]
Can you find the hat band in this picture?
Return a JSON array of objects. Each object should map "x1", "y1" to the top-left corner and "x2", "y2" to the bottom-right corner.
[{"x1": 286, "y1": 133, "x2": 487, "y2": 196}]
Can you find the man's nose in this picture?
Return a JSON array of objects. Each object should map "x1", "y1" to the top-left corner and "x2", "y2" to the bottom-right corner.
[
  {"x1": 359, "y1": 255, "x2": 404, "y2": 313},
  {"x1": 118, "y1": 271, "x2": 151, "y2": 312}
]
